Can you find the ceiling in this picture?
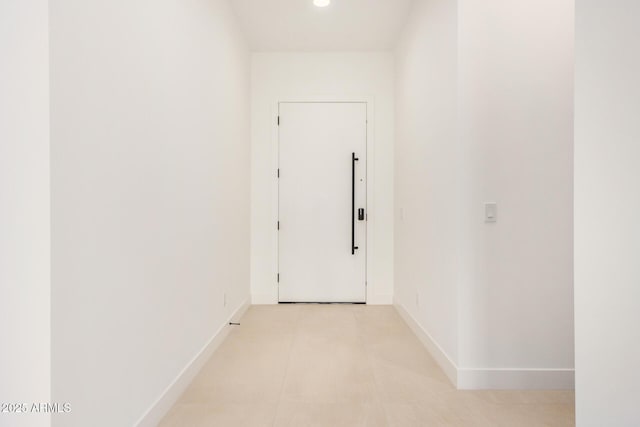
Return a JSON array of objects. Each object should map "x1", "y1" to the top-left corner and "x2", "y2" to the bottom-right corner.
[{"x1": 230, "y1": 0, "x2": 414, "y2": 51}]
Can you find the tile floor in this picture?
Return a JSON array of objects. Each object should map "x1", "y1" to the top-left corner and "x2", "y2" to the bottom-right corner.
[{"x1": 159, "y1": 305, "x2": 574, "y2": 426}]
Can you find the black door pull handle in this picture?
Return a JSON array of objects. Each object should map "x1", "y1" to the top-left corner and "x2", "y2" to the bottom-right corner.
[
  {"x1": 358, "y1": 208, "x2": 365, "y2": 221},
  {"x1": 352, "y1": 153, "x2": 358, "y2": 255}
]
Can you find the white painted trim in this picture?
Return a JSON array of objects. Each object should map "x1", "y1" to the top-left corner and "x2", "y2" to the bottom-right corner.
[
  {"x1": 273, "y1": 96, "x2": 376, "y2": 304},
  {"x1": 366, "y1": 294, "x2": 394, "y2": 305},
  {"x1": 135, "y1": 299, "x2": 251, "y2": 427},
  {"x1": 251, "y1": 293, "x2": 277, "y2": 305},
  {"x1": 394, "y1": 301, "x2": 458, "y2": 386},
  {"x1": 457, "y1": 368, "x2": 575, "y2": 390},
  {"x1": 270, "y1": 102, "x2": 280, "y2": 304},
  {"x1": 394, "y1": 301, "x2": 575, "y2": 390}
]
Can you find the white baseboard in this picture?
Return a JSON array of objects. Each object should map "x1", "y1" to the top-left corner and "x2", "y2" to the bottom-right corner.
[
  {"x1": 457, "y1": 368, "x2": 575, "y2": 390},
  {"x1": 394, "y1": 302, "x2": 458, "y2": 387},
  {"x1": 135, "y1": 299, "x2": 251, "y2": 427},
  {"x1": 367, "y1": 293, "x2": 394, "y2": 305},
  {"x1": 393, "y1": 301, "x2": 574, "y2": 390},
  {"x1": 251, "y1": 293, "x2": 277, "y2": 305}
]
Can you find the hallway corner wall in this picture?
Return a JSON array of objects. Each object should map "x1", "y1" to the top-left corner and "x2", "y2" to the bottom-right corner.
[
  {"x1": 394, "y1": 0, "x2": 461, "y2": 374},
  {"x1": 395, "y1": 0, "x2": 574, "y2": 389},
  {"x1": 456, "y1": 0, "x2": 574, "y2": 388},
  {"x1": 575, "y1": 1, "x2": 640, "y2": 424},
  {"x1": 0, "y1": 1, "x2": 51, "y2": 426},
  {"x1": 49, "y1": 0, "x2": 251, "y2": 426}
]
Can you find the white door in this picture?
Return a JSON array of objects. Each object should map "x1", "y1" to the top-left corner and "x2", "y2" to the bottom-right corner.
[{"x1": 278, "y1": 102, "x2": 367, "y2": 303}]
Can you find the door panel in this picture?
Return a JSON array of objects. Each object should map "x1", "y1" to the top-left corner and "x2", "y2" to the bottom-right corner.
[{"x1": 278, "y1": 102, "x2": 367, "y2": 303}]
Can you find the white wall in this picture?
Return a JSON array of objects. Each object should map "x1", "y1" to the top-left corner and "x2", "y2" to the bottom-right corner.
[
  {"x1": 395, "y1": 0, "x2": 460, "y2": 372},
  {"x1": 575, "y1": 2, "x2": 640, "y2": 425},
  {"x1": 49, "y1": 0, "x2": 250, "y2": 426},
  {"x1": 395, "y1": 0, "x2": 574, "y2": 389},
  {"x1": 0, "y1": 2, "x2": 51, "y2": 427},
  {"x1": 251, "y1": 52, "x2": 395, "y2": 304},
  {"x1": 457, "y1": 0, "x2": 574, "y2": 388}
]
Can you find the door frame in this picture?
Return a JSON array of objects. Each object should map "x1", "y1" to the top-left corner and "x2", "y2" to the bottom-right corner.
[{"x1": 271, "y1": 96, "x2": 376, "y2": 304}]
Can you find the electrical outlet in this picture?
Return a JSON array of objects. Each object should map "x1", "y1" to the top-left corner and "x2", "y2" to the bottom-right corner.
[{"x1": 485, "y1": 202, "x2": 497, "y2": 223}]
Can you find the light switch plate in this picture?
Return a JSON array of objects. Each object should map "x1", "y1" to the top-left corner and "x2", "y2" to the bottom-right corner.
[{"x1": 485, "y1": 203, "x2": 497, "y2": 223}]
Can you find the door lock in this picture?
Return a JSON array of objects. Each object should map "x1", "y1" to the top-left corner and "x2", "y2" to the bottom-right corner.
[{"x1": 358, "y1": 208, "x2": 365, "y2": 221}]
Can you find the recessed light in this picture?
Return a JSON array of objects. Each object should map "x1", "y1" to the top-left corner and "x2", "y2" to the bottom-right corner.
[{"x1": 314, "y1": 0, "x2": 330, "y2": 7}]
